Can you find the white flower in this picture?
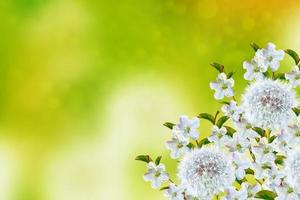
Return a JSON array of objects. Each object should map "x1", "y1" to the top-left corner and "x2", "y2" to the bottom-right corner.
[
  {"x1": 243, "y1": 56, "x2": 268, "y2": 81},
  {"x1": 231, "y1": 152, "x2": 252, "y2": 180},
  {"x1": 258, "y1": 42, "x2": 284, "y2": 72},
  {"x1": 166, "y1": 134, "x2": 190, "y2": 159},
  {"x1": 210, "y1": 73, "x2": 234, "y2": 100},
  {"x1": 221, "y1": 100, "x2": 243, "y2": 122},
  {"x1": 275, "y1": 182, "x2": 300, "y2": 200},
  {"x1": 285, "y1": 66, "x2": 300, "y2": 88},
  {"x1": 252, "y1": 162, "x2": 274, "y2": 180},
  {"x1": 172, "y1": 116, "x2": 200, "y2": 140},
  {"x1": 208, "y1": 125, "x2": 230, "y2": 148},
  {"x1": 270, "y1": 129, "x2": 291, "y2": 155},
  {"x1": 226, "y1": 132, "x2": 250, "y2": 153},
  {"x1": 164, "y1": 183, "x2": 185, "y2": 200},
  {"x1": 232, "y1": 115, "x2": 260, "y2": 140},
  {"x1": 224, "y1": 186, "x2": 247, "y2": 200},
  {"x1": 251, "y1": 138, "x2": 276, "y2": 164},
  {"x1": 242, "y1": 79, "x2": 297, "y2": 130},
  {"x1": 240, "y1": 182, "x2": 261, "y2": 199},
  {"x1": 143, "y1": 162, "x2": 169, "y2": 188},
  {"x1": 263, "y1": 166, "x2": 285, "y2": 190},
  {"x1": 178, "y1": 147, "x2": 234, "y2": 200},
  {"x1": 286, "y1": 116, "x2": 300, "y2": 148},
  {"x1": 284, "y1": 148, "x2": 300, "y2": 187}
]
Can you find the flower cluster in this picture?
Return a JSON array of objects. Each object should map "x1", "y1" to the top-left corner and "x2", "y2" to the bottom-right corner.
[{"x1": 136, "y1": 42, "x2": 300, "y2": 200}]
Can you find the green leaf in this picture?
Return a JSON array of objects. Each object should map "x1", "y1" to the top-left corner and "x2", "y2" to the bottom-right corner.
[
  {"x1": 224, "y1": 126, "x2": 236, "y2": 136},
  {"x1": 263, "y1": 71, "x2": 271, "y2": 78},
  {"x1": 198, "y1": 113, "x2": 215, "y2": 124},
  {"x1": 250, "y1": 43, "x2": 260, "y2": 52},
  {"x1": 135, "y1": 155, "x2": 152, "y2": 163},
  {"x1": 187, "y1": 143, "x2": 195, "y2": 149},
  {"x1": 245, "y1": 168, "x2": 254, "y2": 175},
  {"x1": 275, "y1": 155, "x2": 286, "y2": 165},
  {"x1": 273, "y1": 73, "x2": 286, "y2": 80},
  {"x1": 197, "y1": 138, "x2": 210, "y2": 148},
  {"x1": 163, "y1": 122, "x2": 175, "y2": 129},
  {"x1": 268, "y1": 135, "x2": 276, "y2": 143},
  {"x1": 216, "y1": 116, "x2": 229, "y2": 128},
  {"x1": 292, "y1": 107, "x2": 300, "y2": 116},
  {"x1": 220, "y1": 101, "x2": 230, "y2": 105},
  {"x1": 155, "y1": 156, "x2": 162, "y2": 165},
  {"x1": 227, "y1": 71, "x2": 234, "y2": 78},
  {"x1": 160, "y1": 186, "x2": 169, "y2": 191},
  {"x1": 285, "y1": 49, "x2": 300, "y2": 65},
  {"x1": 210, "y1": 62, "x2": 224, "y2": 73},
  {"x1": 252, "y1": 127, "x2": 265, "y2": 137},
  {"x1": 255, "y1": 190, "x2": 277, "y2": 200}
]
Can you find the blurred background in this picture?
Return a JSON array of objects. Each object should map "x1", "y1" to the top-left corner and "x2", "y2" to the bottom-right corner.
[{"x1": 0, "y1": 0, "x2": 300, "y2": 199}]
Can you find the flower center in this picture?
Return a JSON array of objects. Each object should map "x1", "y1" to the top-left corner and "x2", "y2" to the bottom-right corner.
[
  {"x1": 196, "y1": 162, "x2": 219, "y2": 177},
  {"x1": 260, "y1": 95, "x2": 282, "y2": 110}
]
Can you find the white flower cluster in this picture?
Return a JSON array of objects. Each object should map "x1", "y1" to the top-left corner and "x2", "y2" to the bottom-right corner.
[{"x1": 137, "y1": 43, "x2": 300, "y2": 200}]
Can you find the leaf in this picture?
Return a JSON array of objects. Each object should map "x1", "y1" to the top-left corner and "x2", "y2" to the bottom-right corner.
[
  {"x1": 216, "y1": 116, "x2": 229, "y2": 128},
  {"x1": 163, "y1": 122, "x2": 175, "y2": 129},
  {"x1": 210, "y1": 62, "x2": 224, "y2": 73},
  {"x1": 220, "y1": 101, "x2": 230, "y2": 105},
  {"x1": 227, "y1": 71, "x2": 234, "y2": 78},
  {"x1": 263, "y1": 71, "x2": 271, "y2": 78},
  {"x1": 155, "y1": 156, "x2": 162, "y2": 165},
  {"x1": 160, "y1": 186, "x2": 169, "y2": 191},
  {"x1": 285, "y1": 49, "x2": 300, "y2": 65},
  {"x1": 268, "y1": 135, "x2": 276, "y2": 143},
  {"x1": 273, "y1": 73, "x2": 286, "y2": 80},
  {"x1": 198, "y1": 113, "x2": 215, "y2": 124},
  {"x1": 275, "y1": 155, "x2": 286, "y2": 165},
  {"x1": 197, "y1": 138, "x2": 210, "y2": 148},
  {"x1": 255, "y1": 190, "x2": 277, "y2": 200},
  {"x1": 245, "y1": 168, "x2": 254, "y2": 175},
  {"x1": 135, "y1": 155, "x2": 152, "y2": 163},
  {"x1": 250, "y1": 43, "x2": 260, "y2": 52},
  {"x1": 292, "y1": 107, "x2": 300, "y2": 116},
  {"x1": 252, "y1": 127, "x2": 265, "y2": 137},
  {"x1": 187, "y1": 143, "x2": 195, "y2": 149},
  {"x1": 224, "y1": 126, "x2": 236, "y2": 136}
]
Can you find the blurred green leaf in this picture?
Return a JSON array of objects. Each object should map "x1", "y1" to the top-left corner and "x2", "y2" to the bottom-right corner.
[
  {"x1": 197, "y1": 138, "x2": 210, "y2": 148},
  {"x1": 135, "y1": 155, "x2": 152, "y2": 163},
  {"x1": 160, "y1": 186, "x2": 169, "y2": 191},
  {"x1": 250, "y1": 43, "x2": 260, "y2": 52},
  {"x1": 163, "y1": 122, "x2": 175, "y2": 129},
  {"x1": 275, "y1": 155, "x2": 286, "y2": 165},
  {"x1": 216, "y1": 116, "x2": 229, "y2": 128},
  {"x1": 210, "y1": 62, "x2": 224, "y2": 73},
  {"x1": 224, "y1": 126, "x2": 236, "y2": 136},
  {"x1": 252, "y1": 127, "x2": 265, "y2": 137},
  {"x1": 197, "y1": 113, "x2": 215, "y2": 124},
  {"x1": 187, "y1": 143, "x2": 195, "y2": 149},
  {"x1": 227, "y1": 71, "x2": 234, "y2": 78},
  {"x1": 245, "y1": 168, "x2": 254, "y2": 175},
  {"x1": 273, "y1": 73, "x2": 286, "y2": 80},
  {"x1": 155, "y1": 155, "x2": 162, "y2": 165},
  {"x1": 255, "y1": 190, "x2": 277, "y2": 199},
  {"x1": 285, "y1": 49, "x2": 300, "y2": 65},
  {"x1": 292, "y1": 107, "x2": 300, "y2": 116}
]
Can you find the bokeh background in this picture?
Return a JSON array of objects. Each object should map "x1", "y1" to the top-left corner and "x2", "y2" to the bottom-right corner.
[{"x1": 0, "y1": 0, "x2": 300, "y2": 199}]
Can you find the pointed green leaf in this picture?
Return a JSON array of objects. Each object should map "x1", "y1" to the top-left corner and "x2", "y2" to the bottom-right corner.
[
  {"x1": 135, "y1": 155, "x2": 152, "y2": 163},
  {"x1": 216, "y1": 116, "x2": 229, "y2": 128},
  {"x1": 255, "y1": 190, "x2": 277, "y2": 199},
  {"x1": 224, "y1": 126, "x2": 236, "y2": 136},
  {"x1": 269, "y1": 135, "x2": 277, "y2": 143},
  {"x1": 187, "y1": 143, "x2": 195, "y2": 149},
  {"x1": 273, "y1": 73, "x2": 286, "y2": 80},
  {"x1": 210, "y1": 62, "x2": 224, "y2": 73},
  {"x1": 285, "y1": 49, "x2": 300, "y2": 65},
  {"x1": 250, "y1": 43, "x2": 260, "y2": 52},
  {"x1": 252, "y1": 127, "x2": 265, "y2": 137},
  {"x1": 245, "y1": 168, "x2": 254, "y2": 175},
  {"x1": 155, "y1": 156, "x2": 162, "y2": 165},
  {"x1": 227, "y1": 71, "x2": 234, "y2": 78},
  {"x1": 275, "y1": 155, "x2": 286, "y2": 165},
  {"x1": 292, "y1": 107, "x2": 300, "y2": 116},
  {"x1": 160, "y1": 186, "x2": 169, "y2": 191},
  {"x1": 198, "y1": 113, "x2": 215, "y2": 124},
  {"x1": 197, "y1": 138, "x2": 210, "y2": 148},
  {"x1": 163, "y1": 122, "x2": 175, "y2": 129}
]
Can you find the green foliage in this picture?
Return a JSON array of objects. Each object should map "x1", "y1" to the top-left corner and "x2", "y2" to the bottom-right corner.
[
  {"x1": 163, "y1": 122, "x2": 175, "y2": 129},
  {"x1": 250, "y1": 42, "x2": 261, "y2": 52},
  {"x1": 216, "y1": 116, "x2": 229, "y2": 128},
  {"x1": 252, "y1": 127, "x2": 265, "y2": 137},
  {"x1": 155, "y1": 156, "x2": 162, "y2": 165},
  {"x1": 224, "y1": 126, "x2": 236, "y2": 136},
  {"x1": 255, "y1": 190, "x2": 277, "y2": 200},
  {"x1": 292, "y1": 107, "x2": 300, "y2": 116},
  {"x1": 198, "y1": 113, "x2": 215, "y2": 124},
  {"x1": 210, "y1": 62, "x2": 224, "y2": 73},
  {"x1": 197, "y1": 138, "x2": 210, "y2": 148},
  {"x1": 135, "y1": 155, "x2": 152, "y2": 163},
  {"x1": 285, "y1": 49, "x2": 300, "y2": 65}
]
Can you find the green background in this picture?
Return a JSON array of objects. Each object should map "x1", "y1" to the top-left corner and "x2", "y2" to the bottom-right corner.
[{"x1": 0, "y1": 0, "x2": 299, "y2": 199}]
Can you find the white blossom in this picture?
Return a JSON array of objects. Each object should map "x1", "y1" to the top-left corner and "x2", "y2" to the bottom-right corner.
[
  {"x1": 208, "y1": 125, "x2": 230, "y2": 148},
  {"x1": 143, "y1": 162, "x2": 169, "y2": 188},
  {"x1": 253, "y1": 43, "x2": 284, "y2": 72},
  {"x1": 242, "y1": 79, "x2": 297, "y2": 130},
  {"x1": 231, "y1": 152, "x2": 252, "y2": 180},
  {"x1": 284, "y1": 148, "x2": 300, "y2": 188},
  {"x1": 224, "y1": 186, "x2": 247, "y2": 200},
  {"x1": 210, "y1": 73, "x2": 234, "y2": 100},
  {"x1": 263, "y1": 166, "x2": 285, "y2": 190},
  {"x1": 178, "y1": 147, "x2": 234, "y2": 200},
  {"x1": 252, "y1": 162, "x2": 274, "y2": 180},
  {"x1": 164, "y1": 183, "x2": 185, "y2": 200},
  {"x1": 221, "y1": 100, "x2": 242, "y2": 122},
  {"x1": 275, "y1": 182, "x2": 300, "y2": 200},
  {"x1": 172, "y1": 116, "x2": 200, "y2": 140},
  {"x1": 285, "y1": 66, "x2": 300, "y2": 88},
  {"x1": 240, "y1": 182, "x2": 261, "y2": 199},
  {"x1": 226, "y1": 132, "x2": 250, "y2": 153},
  {"x1": 243, "y1": 56, "x2": 268, "y2": 81},
  {"x1": 166, "y1": 134, "x2": 190, "y2": 159},
  {"x1": 251, "y1": 138, "x2": 276, "y2": 164}
]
